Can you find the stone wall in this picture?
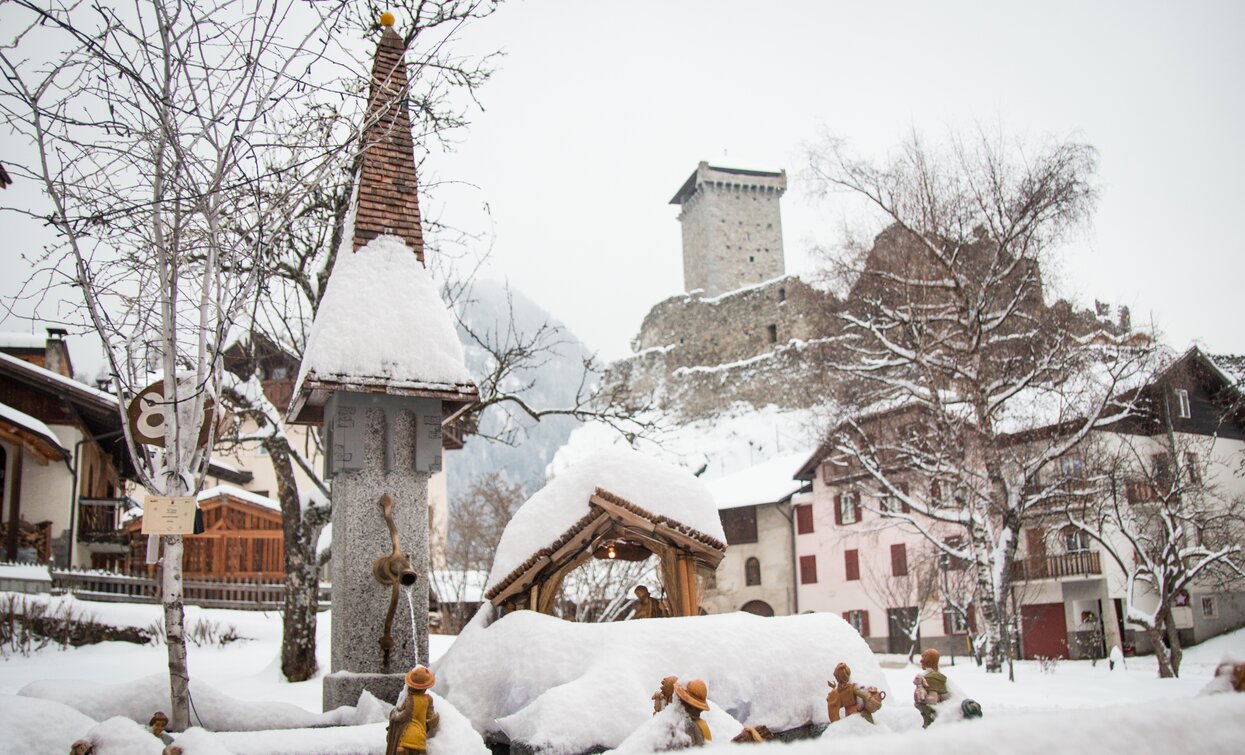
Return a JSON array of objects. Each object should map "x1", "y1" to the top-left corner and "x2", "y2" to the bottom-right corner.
[{"x1": 633, "y1": 276, "x2": 838, "y2": 370}]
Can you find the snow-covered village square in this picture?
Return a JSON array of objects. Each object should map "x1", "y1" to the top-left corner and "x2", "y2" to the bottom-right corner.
[{"x1": 1, "y1": 1, "x2": 1244, "y2": 753}]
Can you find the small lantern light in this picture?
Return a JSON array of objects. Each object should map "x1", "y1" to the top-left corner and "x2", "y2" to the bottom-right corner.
[{"x1": 607, "y1": 543, "x2": 617, "y2": 560}]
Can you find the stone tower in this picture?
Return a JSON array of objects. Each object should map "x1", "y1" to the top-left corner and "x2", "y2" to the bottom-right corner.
[{"x1": 670, "y1": 162, "x2": 787, "y2": 297}]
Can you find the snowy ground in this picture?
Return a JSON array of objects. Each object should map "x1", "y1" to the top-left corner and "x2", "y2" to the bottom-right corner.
[{"x1": 1, "y1": 592, "x2": 1243, "y2": 753}]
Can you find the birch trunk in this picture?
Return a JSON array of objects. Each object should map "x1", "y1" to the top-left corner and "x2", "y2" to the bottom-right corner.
[{"x1": 161, "y1": 534, "x2": 191, "y2": 730}]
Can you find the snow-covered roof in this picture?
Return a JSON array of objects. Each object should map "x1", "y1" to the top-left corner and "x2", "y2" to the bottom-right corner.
[
  {"x1": 0, "y1": 331, "x2": 46, "y2": 350},
  {"x1": 704, "y1": 451, "x2": 809, "y2": 510},
  {"x1": 1208, "y1": 353, "x2": 1245, "y2": 388},
  {"x1": 288, "y1": 234, "x2": 478, "y2": 423},
  {"x1": 0, "y1": 351, "x2": 118, "y2": 406},
  {"x1": 197, "y1": 484, "x2": 280, "y2": 512},
  {"x1": 0, "y1": 401, "x2": 69, "y2": 459},
  {"x1": 485, "y1": 448, "x2": 727, "y2": 596}
]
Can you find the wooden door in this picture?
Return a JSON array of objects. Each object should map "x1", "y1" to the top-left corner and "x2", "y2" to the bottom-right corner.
[{"x1": 1021, "y1": 603, "x2": 1068, "y2": 659}]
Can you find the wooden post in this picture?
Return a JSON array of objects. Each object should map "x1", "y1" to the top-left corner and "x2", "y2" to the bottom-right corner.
[
  {"x1": 529, "y1": 583, "x2": 539, "y2": 612},
  {"x1": 5, "y1": 446, "x2": 23, "y2": 561}
]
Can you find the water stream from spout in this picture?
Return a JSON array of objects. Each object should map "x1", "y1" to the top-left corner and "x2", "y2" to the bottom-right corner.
[{"x1": 402, "y1": 583, "x2": 420, "y2": 666}]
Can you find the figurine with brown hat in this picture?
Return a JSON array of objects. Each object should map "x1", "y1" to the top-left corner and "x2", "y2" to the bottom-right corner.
[
  {"x1": 674, "y1": 678, "x2": 712, "y2": 747},
  {"x1": 386, "y1": 665, "x2": 440, "y2": 755},
  {"x1": 826, "y1": 661, "x2": 885, "y2": 724}
]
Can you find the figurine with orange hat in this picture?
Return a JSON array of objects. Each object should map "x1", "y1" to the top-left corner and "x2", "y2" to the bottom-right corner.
[
  {"x1": 674, "y1": 678, "x2": 712, "y2": 746},
  {"x1": 386, "y1": 665, "x2": 440, "y2": 755}
]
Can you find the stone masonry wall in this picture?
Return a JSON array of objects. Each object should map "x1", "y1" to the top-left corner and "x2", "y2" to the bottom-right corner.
[
  {"x1": 680, "y1": 181, "x2": 786, "y2": 296},
  {"x1": 633, "y1": 276, "x2": 838, "y2": 371}
]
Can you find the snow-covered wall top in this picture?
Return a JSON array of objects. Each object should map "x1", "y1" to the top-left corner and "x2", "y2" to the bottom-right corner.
[
  {"x1": 294, "y1": 234, "x2": 474, "y2": 396},
  {"x1": 485, "y1": 447, "x2": 727, "y2": 593}
]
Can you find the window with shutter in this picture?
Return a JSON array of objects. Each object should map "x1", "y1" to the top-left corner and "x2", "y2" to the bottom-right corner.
[
  {"x1": 833, "y1": 493, "x2": 843, "y2": 525},
  {"x1": 799, "y1": 554, "x2": 818, "y2": 584},
  {"x1": 891, "y1": 543, "x2": 908, "y2": 576},
  {"x1": 796, "y1": 503, "x2": 814, "y2": 534},
  {"x1": 845, "y1": 609, "x2": 869, "y2": 636},
  {"x1": 839, "y1": 491, "x2": 860, "y2": 524},
  {"x1": 845, "y1": 549, "x2": 860, "y2": 581},
  {"x1": 745, "y1": 557, "x2": 762, "y2": 586}
]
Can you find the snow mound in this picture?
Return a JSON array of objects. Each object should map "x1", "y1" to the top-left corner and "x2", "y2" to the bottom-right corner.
[
  {"x1": 18, "y1": 673, "x2": 377, "y2": 732},
  {"x1": 435, "y1": 609, "x2": 888, "y2": 752},
  {"x1": 772, "y1": 694, "x2": 1245, "y2": 755},
  {"x1": 0, "y1": 693, "x2": 97, "y2": 753},
  {"x1": 78, "y1": 716, "x2": 165, "y2": 754},
  {"x1": 295, "y1": 234, "x2": 474, "y2": 396},
  {"x1": 608, "y1": 700, "x2": 744, "y2": 753},
  {"x1": 486, "y1": 447, "x2": 726, "y2": 593}
]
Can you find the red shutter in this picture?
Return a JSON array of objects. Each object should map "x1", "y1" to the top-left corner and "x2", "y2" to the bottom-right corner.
[
  {"x1": 842, "y1": 611, "x2": 851, "y2": 622},
  {"x1": 930, "y1": 480, "x2": 941, "y2": 507},
  {"x1": 834, "y1": 494, "x2": 844, "y2": 525},
  {"x1": 845, "y1": 549, "x2": 860, "y2": 581},
  {"x1": 967, "y1": 603, "x2": 978, "y2": 633},
  {"x1": 899, "y1": 482, "x2": 911, "y2": 513},
  {"x1": 942, "y1": 609, "x2": 951, "y2": 634},
  {"x1": 891, "y1": 543, "x2": 908, "y2": 576},
  {"x1": 799, "y1": 554, "x2": 818, "y2": 584},
  {"x1": 796, "y1": 503, "x2": 814, "y2": 534},
  {"x1": 860, "y1": 610, "x2": 871, "y2": 637}
]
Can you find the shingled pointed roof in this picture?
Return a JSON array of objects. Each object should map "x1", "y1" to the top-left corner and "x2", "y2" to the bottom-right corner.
[
  {"x1": 287, "y1": 18, "x2": 478, "y2": 425},
  {"x1": 354, "y1": 23, "x2": 425, "y2": 260}
]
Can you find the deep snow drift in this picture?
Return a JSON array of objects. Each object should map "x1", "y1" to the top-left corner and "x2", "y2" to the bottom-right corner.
[{"x1": 434, "y1": 608, "x2": 897, "y2": 753}]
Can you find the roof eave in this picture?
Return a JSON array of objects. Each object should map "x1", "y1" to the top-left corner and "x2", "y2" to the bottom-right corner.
[{"x1": 287, "y1": 374, "x2": 480, "y2": 425}]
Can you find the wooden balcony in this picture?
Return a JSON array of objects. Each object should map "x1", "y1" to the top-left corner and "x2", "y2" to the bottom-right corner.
[
  {"x1": 1011, "y1": 550, "x2": 1102, "y2": 581},
  {"x1": 77, "y1": 499, "x2": 129, "y2": 545}
]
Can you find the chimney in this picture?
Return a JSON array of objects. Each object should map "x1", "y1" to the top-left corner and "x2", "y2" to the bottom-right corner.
[{"x1": 44, "y1": 327, "x2": 73, "y2": 378}]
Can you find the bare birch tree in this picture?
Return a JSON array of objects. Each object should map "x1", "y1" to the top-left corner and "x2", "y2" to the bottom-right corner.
[
  {"x1": 0, "y1": 0, "x2": 365, "y2": 725},
  {"x1": 806, "y1": 130, "x2": 1153, "y2": 674},
  {"x1": 860, "y1": 541, "x2": 942, "y2": 661},
  {"x1": 1067, "y1": 390, "x2": 1245, "y2": 677}
]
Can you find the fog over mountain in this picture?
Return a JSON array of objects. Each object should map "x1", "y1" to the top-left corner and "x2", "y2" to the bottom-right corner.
[{"x1": 448, "y1": 278, "x2": 593, "y2": 501}]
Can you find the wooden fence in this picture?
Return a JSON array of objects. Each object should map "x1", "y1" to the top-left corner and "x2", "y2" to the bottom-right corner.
[{"x1": 51, "y1": 569, "x2": 331, "y2": 611}]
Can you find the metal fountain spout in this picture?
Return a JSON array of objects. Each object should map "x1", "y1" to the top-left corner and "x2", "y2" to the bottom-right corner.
[{"x1": 373, "y1": 493, "x2": 418, "y2": 666}]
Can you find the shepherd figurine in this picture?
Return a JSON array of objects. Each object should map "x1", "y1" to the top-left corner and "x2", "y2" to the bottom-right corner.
[
  {"x1": 386, "y1": 666, "x2": 440, "y2": 755},
  {"x1": 826, "y1": 662, "x2": 885, "y2": 723},
  {"x1": 674, "y1": 678, "x2": 712, "y2": 746}
]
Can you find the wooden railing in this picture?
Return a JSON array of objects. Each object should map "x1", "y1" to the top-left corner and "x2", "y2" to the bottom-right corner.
[
  {"x1": 1011, "y1": 550, "x2": 1102, "y2": 581},
  {"x1": 52, "y1": 569, "x2": 331, "y2": 611}
]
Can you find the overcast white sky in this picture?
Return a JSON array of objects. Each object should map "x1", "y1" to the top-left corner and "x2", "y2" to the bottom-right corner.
[
  {"x1": 428, "y1": 0, "x2": 1245, "y2": 362},
  {"x1": 3, "y1": 0, "x2": 1243, "y2": 374}
]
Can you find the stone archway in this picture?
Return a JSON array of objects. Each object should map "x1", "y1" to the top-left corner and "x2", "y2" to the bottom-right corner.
[{"x1": 740, "y1": 599, "x2": 774, "y2": 617}]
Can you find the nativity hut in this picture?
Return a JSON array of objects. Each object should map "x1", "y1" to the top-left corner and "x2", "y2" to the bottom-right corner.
[{"x1": 483, "y1": 448, "x2": 727, "y2": 619}]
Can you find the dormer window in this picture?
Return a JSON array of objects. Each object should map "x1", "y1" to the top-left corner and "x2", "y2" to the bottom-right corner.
[{"x1": 1176, "y1": 389, "x2": 1191, "y2": 419}]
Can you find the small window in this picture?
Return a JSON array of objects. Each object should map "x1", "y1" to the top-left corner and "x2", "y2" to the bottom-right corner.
[
  {"x1": 890, "y1": 543, "x2": 908, "y2": 576},
  {"x1": 1063, "y1": 527, "x2": 1090, "y2": 553},
  {"x1": 745, "y1": 557, "x2": 762, "y2": 586},
  {"x1": 1201, "y1": 595, "x2": 1218, "y2": 619},
  {"x1": 1059, "y1": 454, "x2": 1085, "y2": 479},
  {"x1": 778, "y1": 287, "x2": 787, "y2": 302},
  {"x1": 844, "y1": 549, "x2": 860, "y2": 581},
  {"x1": 766, "y1": 324, "x2": 777, "y2": 343},
  {"x1": 944, "y1": 607, "x2": 970, "y2": 634},
  {"x1": 1176, "y1": 389, "x2": 1191, "y2": 419},
  {"x1": 1152, "y1": 453, "x2": 1173, "y2": 491},
  {"x1": 799, "y1": 554, "x2": 818, "y2": 584},
  {"x1": 837, "y1": 491, "x2": 861, "y2": 525},
  {"x1": 795, "y1": 503, "x2": 814, "y2": 534},
  {"x1": 845, "y1": 609, "x2": 869, "y2": 636},
  {"x1": 1185, "y1": 452, "x2": 1202, "y2": 485},
  {"x1": 941, "y1": 536, "x2": 968, "y2": 571},
  {"x1": 271, "y1": 366, "x2": 289, "y2": 379},
  {"x1": 749, "y1": 255, "x2": 755, "y2": 262}
]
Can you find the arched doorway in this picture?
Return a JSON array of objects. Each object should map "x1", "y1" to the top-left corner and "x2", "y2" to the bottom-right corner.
[{"x1": 740, "y1": 600, "x2": 774, "y2": 617}]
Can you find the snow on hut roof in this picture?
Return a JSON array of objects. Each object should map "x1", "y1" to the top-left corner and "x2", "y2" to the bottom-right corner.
[
  {"x1": 1208, "y1": 353, "x2": 1245, "y2": 388},
  {"x1": 197, "y1": 484, "x2": 280, "y2": 512},
  {"x1": 0, "y1": 400, "x2": 69, "y2": 459},
  {"x1": 704, "y1": 451, "x2": 810, "y2": 510},
  {"x1": 288, "y1": 233, "x2": 478, "y2": 422},
  {"x1": 485, "y1": 448, "x2": 727, "y2": 595}
]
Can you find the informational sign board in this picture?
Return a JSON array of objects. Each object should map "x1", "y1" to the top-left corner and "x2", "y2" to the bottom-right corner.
[
  {"x1": 126, "y1": 379, "x2": 214, "y2": 448},
  {"x1": 141, "y1": 496, "x2": 197, "y2": 535}
]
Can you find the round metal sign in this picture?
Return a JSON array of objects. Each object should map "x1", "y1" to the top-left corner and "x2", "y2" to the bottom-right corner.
[{"x1": 126, "y1": 379, "x2": 214, "y2": 448}]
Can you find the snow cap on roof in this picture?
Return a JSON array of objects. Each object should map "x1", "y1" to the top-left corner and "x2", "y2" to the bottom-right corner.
[
  {"x1": 197, "y1": 484, "x2": 279, "y2": 512},
  {"x1": 0, "y1": 401, "x2": 69, "y2": 459},
  {"x1": 486, "y1": 448, "x2": 726, "y2": 593},
  {"x1": 704, "y1": 451, "x2": 809, "y2": 510}
]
